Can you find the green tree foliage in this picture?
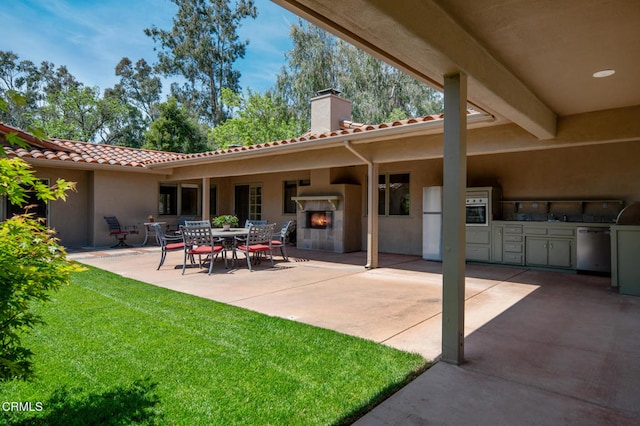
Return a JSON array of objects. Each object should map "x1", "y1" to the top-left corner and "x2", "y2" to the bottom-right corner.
[
  {"x1": 143, "y1": 96, "x2": 208, "y2": 153},
  {"x1": 145, "y1": 0, "x2": 257, "y2": 126},
  {"x1": 276, "y1": 20, "x2": 443, "y2": 127},
  {"x1": 208, "y1": 88, "x2": 301, "y2": 148},
  {"x1": 1, "y1": 93, "x2": 81, "y2": 381}
]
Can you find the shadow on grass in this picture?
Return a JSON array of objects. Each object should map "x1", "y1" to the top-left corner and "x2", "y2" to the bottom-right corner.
[{"x1": 6, "y1": 379, "x2": 163, "y2": 426}]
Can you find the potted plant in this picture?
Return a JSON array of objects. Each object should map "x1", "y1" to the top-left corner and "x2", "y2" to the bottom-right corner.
[{"x1": 212, "y1": 214, "x2": 239, "y2": 231}]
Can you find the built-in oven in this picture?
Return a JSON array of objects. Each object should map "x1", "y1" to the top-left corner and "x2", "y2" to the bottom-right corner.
[{"x1": 466, "y1": 195, "x2": 489, "y2": 226}]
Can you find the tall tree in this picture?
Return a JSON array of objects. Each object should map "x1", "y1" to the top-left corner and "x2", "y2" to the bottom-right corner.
[
  {"x1": 145, "y1": 0, "x2": 257, "y2": 126},
  {"x1": 208, "y1": 88, "x2": 301, "y2": 149},
  {"x1": 276, "y1": 20, "x2": 443, "y2": 128},
  {"x1": 144, "y1": 96, "x2": 208, "y2": 153}
]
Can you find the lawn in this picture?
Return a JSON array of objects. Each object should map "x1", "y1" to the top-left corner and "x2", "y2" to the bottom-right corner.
[{"x1": 1, "y1": 266, "x2": 428, "y2": 425}]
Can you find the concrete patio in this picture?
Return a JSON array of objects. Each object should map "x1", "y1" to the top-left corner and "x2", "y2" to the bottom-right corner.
[{"x1": 69, "y1": 246, "x2": 640, "y2": 425}]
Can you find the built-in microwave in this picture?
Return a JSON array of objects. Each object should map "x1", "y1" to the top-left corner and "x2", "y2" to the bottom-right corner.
[{"x1": 466, "y1": 196, "x2": 489, "y2": 226}]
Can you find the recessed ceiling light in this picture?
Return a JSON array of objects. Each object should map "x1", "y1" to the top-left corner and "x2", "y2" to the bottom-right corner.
[{"x1": 593, "y1": 69, "x2": 615, "y2": 78}]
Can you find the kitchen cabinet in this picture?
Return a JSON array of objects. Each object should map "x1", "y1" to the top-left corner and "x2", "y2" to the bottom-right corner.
[
  {"x1": 466, "y1": 228, "x2": 491, "y2": 262},
  {"x1": 525, "y1": 237, "x2": 573, "y2": 268},
  {"x1": 492, "y1": 225, "x2": 503, "y2": 263},
  {"x1": 611, "y1": 225, "x2": 640, "y2": 296}
]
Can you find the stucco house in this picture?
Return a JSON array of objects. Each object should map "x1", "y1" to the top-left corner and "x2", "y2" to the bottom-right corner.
[{"x1": 2, "y1": 0, "x2": 639, "y2": 364}]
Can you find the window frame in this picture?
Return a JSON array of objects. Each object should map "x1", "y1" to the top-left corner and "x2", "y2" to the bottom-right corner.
[{"x1": 376, "y1": 172, "x2": 411, "y2": 217}]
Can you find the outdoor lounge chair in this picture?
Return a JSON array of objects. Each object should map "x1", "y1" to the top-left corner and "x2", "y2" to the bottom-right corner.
[
  {"x1": 180, "y1": 224, "x2": 224, "y2": 275},
  {"x1": 270, "y1": 220, "x2": 294, "y2": 260},
  {"x1": 236, "y1": 224, "x2": 276, "y2": 271},
  {"x1": 104, "y1": 216, "x2": 138, "y2": 248},
  {"x1": 150, "y1": 223, "x2": 184, "y2": 270}
]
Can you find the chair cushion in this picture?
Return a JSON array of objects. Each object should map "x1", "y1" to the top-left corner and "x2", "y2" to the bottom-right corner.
[
  {"x1": 165, "y1": 242, "x2": 184, "y2": 250},
  {"x1": 270, "y1": 240, "x2": 283, "y2": 246},
  {"x1": 237, "y1": 244, "x2": 271, "y2": 252},
  {"x1": 189, "y1": 245, "x2": 222, "y2": 255}
]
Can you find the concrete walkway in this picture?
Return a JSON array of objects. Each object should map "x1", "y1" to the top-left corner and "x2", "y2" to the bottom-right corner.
[{"x1": 70, "y1": 246, "x2": 640, "y2": 425}]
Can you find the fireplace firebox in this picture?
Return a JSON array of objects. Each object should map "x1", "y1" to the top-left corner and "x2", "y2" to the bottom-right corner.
[{"x1": 306, "y1": 211, "x2": 333, "y2": 229}]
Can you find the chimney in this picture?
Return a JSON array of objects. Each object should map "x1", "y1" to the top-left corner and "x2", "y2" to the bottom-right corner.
[{"x1": 310, "y1": 89, "x2": 352, "y2": 134}]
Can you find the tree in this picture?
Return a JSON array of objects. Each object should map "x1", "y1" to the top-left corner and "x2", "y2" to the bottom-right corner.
[
  {"x1": 144, "y1": 96, "x2": 208, "y2": 153},
  {"x1": 276, "y1": 20, "x2": 443, "y2": 127},
  {"x1": 208, "y1": 88, "x2": 301, "y2": 148},
  {"x1": 1, "y1": 95, "x2": 81, "y2": 381},
  {"x1": 145, "y1": 0, "x2": 257, "y2": 126}
]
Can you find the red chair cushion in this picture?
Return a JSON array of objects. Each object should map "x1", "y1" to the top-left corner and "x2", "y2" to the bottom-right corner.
[
  {"x1": 188, "y1": 245, "x2": 223, "y2": 255},
  {"x1": 237, "y1": 244, "x2": 271, "y2": 252},
  {"x1": 270, "y1": 240, "x2": 283, "y2": 246},
  {"x1": 165, "y1": 242, "x2": 184, "y2": 250}
]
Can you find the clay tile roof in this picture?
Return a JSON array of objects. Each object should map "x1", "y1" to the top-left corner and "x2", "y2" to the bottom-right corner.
[{"x1": 2, "y1": 110, "x2": 483, "y2": 168}]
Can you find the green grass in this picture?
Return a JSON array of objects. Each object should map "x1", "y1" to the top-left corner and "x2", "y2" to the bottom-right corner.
[{"x1": 1, "y1": 266, "x2": 429, "y2": 425}]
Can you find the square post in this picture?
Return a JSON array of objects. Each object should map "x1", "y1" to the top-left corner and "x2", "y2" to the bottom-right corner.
[
  {"x1": 367, "y1": 161, "x2": 379, "y2": 268},
  {"x1": 441, "y1": 73, "x2": 467, "y2": 365}
]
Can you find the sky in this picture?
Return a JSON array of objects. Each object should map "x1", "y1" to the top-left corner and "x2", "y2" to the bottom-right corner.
[{"x1": 0, "y1": 0, "x2": 298, "y2": 94}]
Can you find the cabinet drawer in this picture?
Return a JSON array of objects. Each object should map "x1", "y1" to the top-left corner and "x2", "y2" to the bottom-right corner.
[
  {"x1": 467, "y1": 229, "x2": 490, "y2": 244},
  {"x1": 505, "y1": 225, "x2": 522, "y2": 234},
  {"x1": 466, "y1": 245, "x2": 491, "y2": 262},
  {"x1": 504, "y1": 234, "x2": 523, "y2": 242},
  {"x1": 549, "y1": 228, "x2": 575, "y2": 237},
  {"x1": 504, "y1": 243, "x2": 523, "y2": 253},
  {"x1": 503, "y1": 253, "x2": 524, "y2": 265},
  {"x1": 524, "y1": 227, "x2": 547, "y2": 235}
]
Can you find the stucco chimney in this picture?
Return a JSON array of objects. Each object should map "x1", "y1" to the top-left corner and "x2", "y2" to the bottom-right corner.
[{"x1": 310, "y1": 89, "x2": 352, "y2": 134}]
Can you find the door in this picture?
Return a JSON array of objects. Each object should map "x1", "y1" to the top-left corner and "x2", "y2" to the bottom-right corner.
[
  {"x1": 234, "y1": 184, "x2": 262, "y2": 227},
  {"x1": 526, "y1": 237, "x2": 549, "y2": 266},
  {"x1": 548, "y1": 238, "x2": 572, "y2": 268}
]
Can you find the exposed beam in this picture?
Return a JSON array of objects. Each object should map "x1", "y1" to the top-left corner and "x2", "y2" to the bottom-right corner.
[{"x1": 271, "y1": 0, "x2": 557, "y2": 139}]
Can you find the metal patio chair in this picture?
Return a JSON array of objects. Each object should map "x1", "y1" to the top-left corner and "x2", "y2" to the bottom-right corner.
[
  {"x1": 180, "y1": 224, "x2": 224, "y2": 275},
  {"x1": 150, "y1": 223, "x2": 184, "y2": 270},
  {"x1": 103, "y1": 216, "x2": 138, "y2": 248}
]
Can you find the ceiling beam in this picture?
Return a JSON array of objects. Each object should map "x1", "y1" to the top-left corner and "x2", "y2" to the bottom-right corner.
[{"x1": 272, "y1": 0, "x2": 557, "y2": 139}]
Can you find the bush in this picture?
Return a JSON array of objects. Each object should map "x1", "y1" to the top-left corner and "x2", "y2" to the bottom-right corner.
[{"x1": 0, "y1": 214, "x2": 83, "y2": 380}]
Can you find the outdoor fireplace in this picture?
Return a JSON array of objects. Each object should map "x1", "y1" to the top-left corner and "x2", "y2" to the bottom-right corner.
[{"x1": 306, "y1": 211, "x2": 333, "y2": 229}]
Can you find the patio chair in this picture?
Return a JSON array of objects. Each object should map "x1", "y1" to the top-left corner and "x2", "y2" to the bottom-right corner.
[
  {"x1": 184, "y1": 219, "x2": 212, "y2": 227},
  {"x1": 167, "y1": 216, "x2": 196, "y2": 234},
  {"x1": 150, "y1": 223, "x2": 184, "y2": 270},
  {"x1": 104, "y1": 216, "x2": 139, "y2": 248},
  {"x1": 236, "y1": 224, "x2": 276, "y2": 271},
  {"x1": 180, "y1": 224, "x2": 224, "y2": 275},
  {"x1": 270, "y1": 220, "x2": 294, "y2": 260},
  {"x1": 244, "y1": 219, "x2": 267, "y2": 227}
]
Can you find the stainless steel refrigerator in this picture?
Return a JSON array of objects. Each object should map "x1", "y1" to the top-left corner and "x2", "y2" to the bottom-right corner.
[{"x1": 422, "y1": 186, "x2": 443, "y2": 261}]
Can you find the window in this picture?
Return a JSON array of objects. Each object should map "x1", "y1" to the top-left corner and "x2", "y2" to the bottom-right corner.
[
  {"x1": 180, "y1": 185, "x2": 199, "y2": 216},
  {"x1": 3, "y1": 179, "x2": 49, "y2": 222},
  {"x1": 283, "y1": 180, "x2": 297, "y2": 214},
  {"x1": 378, "y1": 173, "x2": 410, "y2": 216},
  {"x1": 159, "y1": 184, "x2": 177, "y2": 215},
  {"x1": 159, "y1": 183, "x2": 201, "y2": 216},
  {"x1": 209, "y1": 185, "x2": 217, "y2": 217}
]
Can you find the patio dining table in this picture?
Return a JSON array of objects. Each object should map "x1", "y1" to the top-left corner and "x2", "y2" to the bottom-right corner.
[{"x1": 210, "y1": 227, "x2": 250, "y2": 267}]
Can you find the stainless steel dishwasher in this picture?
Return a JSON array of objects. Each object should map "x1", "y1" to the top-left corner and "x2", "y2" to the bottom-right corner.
[{"x1": 576, "y1": 227, "x2": 611, "y2": 274}]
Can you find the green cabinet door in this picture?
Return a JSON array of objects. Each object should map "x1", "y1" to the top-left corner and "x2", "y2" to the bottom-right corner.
[
  {"x1": 548, "y1": 239, "x2": 572, "y2": 268},
  {"x1": 526, "y1": 237, "x2": 549, "y2": 266}
]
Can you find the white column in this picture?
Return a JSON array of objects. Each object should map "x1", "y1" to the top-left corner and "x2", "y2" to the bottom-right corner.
[{"x1": 441, "y1": 73, "x2": 467, "y2": 365}]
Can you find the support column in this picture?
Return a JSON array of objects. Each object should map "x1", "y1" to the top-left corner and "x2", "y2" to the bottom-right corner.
[
  {"x1": 366, "y1": 161, "x2": 379, "y2": 269},
  {"x1": 202, "y1": 177, "x2": 211, "y2": 221},
  {"x1": 441, "y1": 73, "x2": 467, "y2": 365}
]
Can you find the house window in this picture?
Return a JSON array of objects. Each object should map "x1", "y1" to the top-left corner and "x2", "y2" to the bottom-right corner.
[
  {"x1": 283, "y1": 180, "x2": 297, "y2": 214},
  {"x1": 159, "y1": 184, "x2": 178, "y2": 215},
  {"x1": 180, "y1": 185, "x2": 199, "y2": 216},
  {"x1": 209, "y1": 185, "x2": 217, "y2": 217},
  {"x1": 159, "y1": 183, "x2": 201, "y2": 216},
  {"x1": 3, "y1": 179, "x2": 49, "y2": 222},
  {"x1": 378, "y1": 173, "x2": 410, "y2": 216}
]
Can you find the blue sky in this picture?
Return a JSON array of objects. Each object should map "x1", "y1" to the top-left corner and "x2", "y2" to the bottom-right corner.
[{"x1": 0, "y1": 0, "x2": 297, "y2": 94}]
